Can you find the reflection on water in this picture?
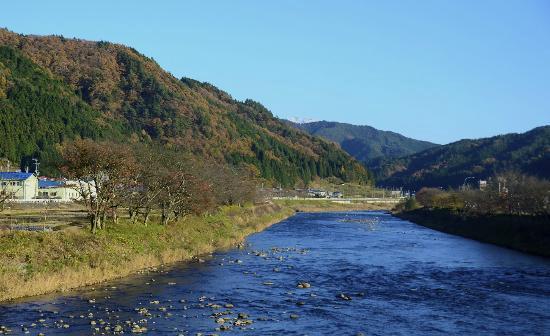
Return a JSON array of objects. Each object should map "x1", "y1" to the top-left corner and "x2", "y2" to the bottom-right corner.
[{"x1": 0, "y1": 211, "x2": 549, "y2": 335}]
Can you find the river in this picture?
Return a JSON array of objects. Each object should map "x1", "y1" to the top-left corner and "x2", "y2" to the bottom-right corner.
[{"x1": 1, "y1": 211, "x2": 549, "y2": 335}]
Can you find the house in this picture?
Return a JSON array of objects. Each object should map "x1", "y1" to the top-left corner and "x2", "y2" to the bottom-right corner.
[{"x1": 0, "y1": 172, "x2": 38, "y2": 200}]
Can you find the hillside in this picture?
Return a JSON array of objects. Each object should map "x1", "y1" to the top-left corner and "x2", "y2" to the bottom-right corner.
[
  {"x1": 373, "y1": 126, "x2": 550, "y2": 190},
  {"x1": 0, "y1": 29, "x2": 371, "y2": 186},
  {"x1": 289, "y1": 120, "x2": 437, "y2": 162}
]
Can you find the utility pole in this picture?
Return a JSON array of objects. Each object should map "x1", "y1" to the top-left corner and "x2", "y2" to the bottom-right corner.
[{"x1": 32, "y1": 158, "x2": 40, "y2": 177}]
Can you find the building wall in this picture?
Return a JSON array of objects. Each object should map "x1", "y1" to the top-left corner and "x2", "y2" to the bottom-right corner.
[
  {"x1": 0, "y1": 175, "x2": 38, "y2": 200},
  {"x1": 23, "y1": 175, "x2": 38, "y2": 200},
  {"x1": 38, "y1": 186, "x2": 81, "y2": 201}
]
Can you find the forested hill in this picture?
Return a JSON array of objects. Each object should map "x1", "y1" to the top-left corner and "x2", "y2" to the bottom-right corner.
[
  {"x1": 0, "y1": 29, "x2": 371, "y2": 186},
  {"x1": 373, "y1": 126, "x2": 550, "y2": 190},
  {"x1": 288, "y1": 120, "x2": 437, "y2": 162}
]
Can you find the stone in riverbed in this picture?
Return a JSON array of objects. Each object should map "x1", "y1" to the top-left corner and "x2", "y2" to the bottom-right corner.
[
  {"x1": 290, "y1": 314, "x2": 299, "y2": 319},
  {"x1": 219, "y1": 324, "x2": 231, "y2": 331},
  {"x1": 337, "y1": 293, "x2": 352, "y2": 301},
  {"x1": 234, "y1": 319, "x2": 253, "y2": 326},
  {"x1": 297, "y1": 282, "x2": 311, "y2": 289}
]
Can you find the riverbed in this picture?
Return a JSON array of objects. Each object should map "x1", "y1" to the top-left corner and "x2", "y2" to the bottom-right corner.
[{"x1": 1, "y1": 211, "x2": 549, "y2": 335}]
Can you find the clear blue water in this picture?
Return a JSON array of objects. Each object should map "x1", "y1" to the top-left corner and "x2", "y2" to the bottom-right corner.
[{"x1": 1, "y1": 211, "x2": 549, "y2": 335}]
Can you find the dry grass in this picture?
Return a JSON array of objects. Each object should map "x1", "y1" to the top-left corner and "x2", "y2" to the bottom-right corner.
[
  {"x1": 274, "y1": 199, "x2": 395, "y2": 212},
  {"x1": 0, "y1": 202, "x2": 294, "y2": 301}
]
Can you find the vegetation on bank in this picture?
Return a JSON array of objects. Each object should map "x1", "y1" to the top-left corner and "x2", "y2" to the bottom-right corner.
[
  {"x1": 396, "y1": 172, "x2": 550, "y2": 257},
  {"x1": 274, "y1": 199, "x2": 394, "y2": 212},
  {"x1": 409, "y1": 172, "x2": 549, "y2": 216},
  {"x1": 0, "y1": 203, "x2": 294, "y2": 301},
  {"x1": 56, "y1": 139, "x2": 258, "y2": 233}
]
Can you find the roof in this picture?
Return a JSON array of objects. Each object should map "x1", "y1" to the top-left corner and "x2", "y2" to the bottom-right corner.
[
  {"x1": 38, "y1": 179, "x2": 66, "y2": 189},
  {"x1": 0, "y1": 172, "x2": 34, "y2": 181}
]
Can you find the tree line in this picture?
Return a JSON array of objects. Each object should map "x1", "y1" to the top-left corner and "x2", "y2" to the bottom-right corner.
[
  {"x1": 60, "y1": 139, "x2": 256, "y2": 233},
  {"x1": 406, "y1": 172, "x2": 550, "y2": 216}
]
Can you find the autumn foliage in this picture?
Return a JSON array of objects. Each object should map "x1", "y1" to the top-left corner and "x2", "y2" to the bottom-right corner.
[{"x1": 60, "y1": 140, "x2": 252, "y2": 232}]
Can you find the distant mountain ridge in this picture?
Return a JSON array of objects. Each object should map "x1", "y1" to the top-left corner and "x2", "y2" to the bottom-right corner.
[
  {"x1": 372, "y1": 126, "x2": 550, "y2": 190},
  {"x1": 288, "y1": 120, "x2": 438, "y2": 162}
]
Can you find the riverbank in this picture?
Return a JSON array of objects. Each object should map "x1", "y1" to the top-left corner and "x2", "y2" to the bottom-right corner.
[
  {"x1": 0, "y1": 202, "x2": 295, "y2": 302},
  {"x1": 397, "y1": 208, "x2": 550, "y2": 258},
  {"x1": 274, "y1": 199, "x2": 395, "y2": 212}
]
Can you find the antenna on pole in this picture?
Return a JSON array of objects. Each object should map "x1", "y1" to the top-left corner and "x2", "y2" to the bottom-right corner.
[{"x1": 32, "y1": 158, "x2": 40, "y2": 176}]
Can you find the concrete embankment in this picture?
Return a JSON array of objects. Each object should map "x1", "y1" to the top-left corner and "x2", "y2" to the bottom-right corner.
[{"x1": 397, "y1": 208, "x2": 550, "y2": 258}]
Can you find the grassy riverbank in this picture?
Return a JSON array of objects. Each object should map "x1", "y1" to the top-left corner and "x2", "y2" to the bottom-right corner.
[
  {"x1": 0, "y1": 203, "x2": 294, "y2": 302},
  {"x1": 397, "y1": 208, "x2": 550, "y2": 258},
  {"x1": 274, "y1": 199, "x2": 395, "y2": 212}
]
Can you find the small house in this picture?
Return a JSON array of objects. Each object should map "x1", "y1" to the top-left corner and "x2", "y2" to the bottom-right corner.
[{"x1": 0, "y1": 172, "x2": 38, "y2": 200}]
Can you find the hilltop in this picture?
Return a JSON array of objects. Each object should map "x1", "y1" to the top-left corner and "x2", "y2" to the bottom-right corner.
[
  {"x1": 288, "y1": 120, "x2": 437, "y2": 163},
  {"x1": 373, "y1": 126, "x2": 550, "y2": 189},
  {"x1": 0, "y1": 29, "x2": 371, "y2": 186}
]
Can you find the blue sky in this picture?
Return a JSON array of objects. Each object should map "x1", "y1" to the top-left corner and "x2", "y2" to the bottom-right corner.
[{"x1": 2, "y1": 1, "x2": 549, "y2": 144}]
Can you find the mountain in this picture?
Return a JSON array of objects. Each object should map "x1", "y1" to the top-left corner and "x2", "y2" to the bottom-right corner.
[
  {"x1": 288, "y1": 120, "x2": 438, "y2": 163},
  {"x1": 373, "y1": 126, "x2": 550, "y2": 190},
  {"x1": 0, "y1": 29, "x2": 371, "y2": 186}
]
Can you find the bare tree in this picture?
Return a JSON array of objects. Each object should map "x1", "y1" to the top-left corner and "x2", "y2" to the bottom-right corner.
[{"x1": 60, "y1": 139, "x2": 137, "y2": 233}]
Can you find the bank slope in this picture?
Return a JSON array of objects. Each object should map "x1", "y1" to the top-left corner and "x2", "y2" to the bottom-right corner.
[
  {"x1": 398, "y1": 208, "x2": 550, "y2": 258},
  {"x1": 0, "y1": 29, "x2": 371, "y2": 186}
]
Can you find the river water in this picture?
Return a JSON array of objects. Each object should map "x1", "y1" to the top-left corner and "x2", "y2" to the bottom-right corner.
[{"x1": 1, "y1": 211, "x2": 549, "y2": 335}]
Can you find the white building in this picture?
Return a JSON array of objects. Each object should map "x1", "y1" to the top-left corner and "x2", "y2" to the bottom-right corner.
[
  {"x1": 37, "y1": 179, "x2": 81, "y2": 201},
  {"x1": 0, "y1": 172, "x2": 38, "y2": 200}
]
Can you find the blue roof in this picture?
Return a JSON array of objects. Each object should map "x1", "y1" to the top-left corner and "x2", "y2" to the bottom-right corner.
[
  {"x1": 0, "y1": 172, "x2": 34, "y2": 180},
  {"x1": 38, "y1": 180, "x2": 65, "y2": 188}
]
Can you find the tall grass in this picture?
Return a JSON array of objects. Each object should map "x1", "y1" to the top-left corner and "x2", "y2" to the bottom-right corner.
[{"x1": 0, "y1": 203, "x2": 294, "y2": 301}]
